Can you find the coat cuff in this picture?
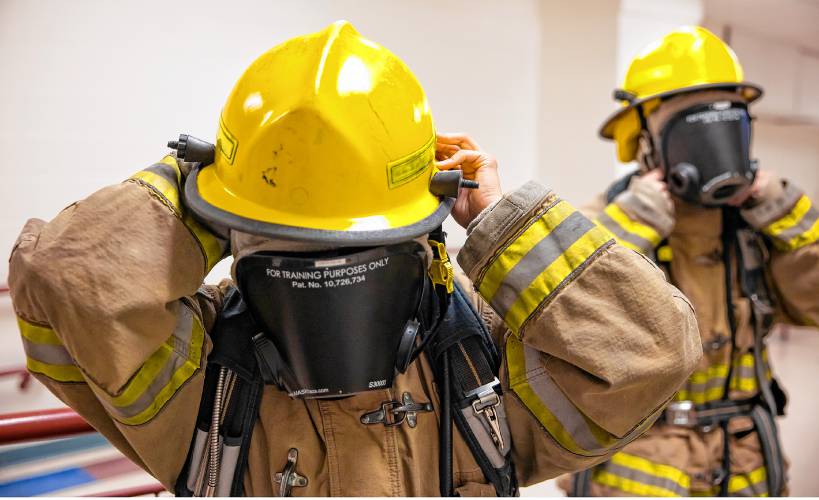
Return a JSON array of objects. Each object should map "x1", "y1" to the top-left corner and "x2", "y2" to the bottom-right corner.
[
  {"x1": 458, "y1": 181, "x2": 615, "y2": 335},
  {"x1": 742, "y1": 182, "x2": 819, "y2": 251}
]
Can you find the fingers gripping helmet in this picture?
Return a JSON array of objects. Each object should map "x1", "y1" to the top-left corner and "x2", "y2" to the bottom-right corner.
[
  {"x1": 185, "y1": 20, "x2": 454, "y2": 246},
  {"x1": 599, "y1": 26, "x2": 763, "y2": 163}
]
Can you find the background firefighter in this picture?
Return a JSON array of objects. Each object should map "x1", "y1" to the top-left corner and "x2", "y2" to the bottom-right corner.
[{"x1": 564, "y1": 26, "x2": 819, "y2": 497}]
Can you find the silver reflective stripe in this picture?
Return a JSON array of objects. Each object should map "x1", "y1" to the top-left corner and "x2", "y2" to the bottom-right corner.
[
  {"x1": 601, "y1": 462, "x2": 688, "y2": 496},
  {"x1": 21, "y1": 338, "x2": 75, "y2": 366},
  {"x1": 104, "y1": 306, "x2": 196, "y2": 419},
  {"x1": 776, "y1": 205, "x2": 819, "y2": 242},
  {"x1": 522, "y1": 343, "x2": 604, "y2": 454},
  {"x1": 490, "y1": 211, "x2": 593, "y2": 317},
  {"x1": 731, "y1": 482, "x2": 768, "y2": 497},
  {"x1": 597, "y1": 211, "x2": 655, "y2": 252}
]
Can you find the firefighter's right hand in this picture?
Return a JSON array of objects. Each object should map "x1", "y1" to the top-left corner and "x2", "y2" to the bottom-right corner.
[{"x1": 617, "y1": 169, "x2": 676, "y2": 238}]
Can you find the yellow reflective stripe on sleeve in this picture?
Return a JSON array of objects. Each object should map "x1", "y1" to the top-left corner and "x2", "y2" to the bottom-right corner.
[
  {"x1": 592, "y1": 452, "x2": 690, "y2": 497},
  {"x1": 98, "y1": 304, "x2": 205, "y2": 426},
  {"x1": 17, "y1": 317, "x2": 85, "y2": 383},
  {"x1": 130, "y1": 170, "x2": 181, "y2": 211},
  {"x1": 503, "y1": 222, "x2": 611, "y2": 333},
  {"x1": 477, "y1": 199, "x2": 613, "y2": 335},
  {"x1": 128, "y1": 158, "x2": 227, "y2": 273},
  {"x1": 183, "y1": 212, "x2": 226, "y2": 272},
  {"x1": 478, "y1": 200, "x2": 575, "y2": 302},
  {"x1": 765, "y1": 194, "x2": 819, "y2": 250},
  {"x1": 596, "y1": 203, "x2": 662, "y2": 255},
  {"x1": 507, "y1": 335, "x2": 632, "y2": 457}
]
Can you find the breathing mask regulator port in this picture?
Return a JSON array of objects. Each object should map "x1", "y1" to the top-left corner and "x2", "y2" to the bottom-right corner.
[
  {"x1": 168, "y1": 134, "x2": 216, "y2": 164},
  {"x1": 429, "y1": 170, "x2": 479, "y2": 198}
]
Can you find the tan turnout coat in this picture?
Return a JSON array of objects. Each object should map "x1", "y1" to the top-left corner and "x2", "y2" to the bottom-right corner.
[
  {"x1": 9, "y1": 156, "x2": 701, "y2": 496},
  {"x1": 574, "y1": 179, "x2": 819, "y2": 496}
]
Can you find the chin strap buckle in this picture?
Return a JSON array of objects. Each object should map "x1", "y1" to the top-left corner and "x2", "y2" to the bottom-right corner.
[{"x1": 428, "y1": 239, "x2": 454, "y2": 294}]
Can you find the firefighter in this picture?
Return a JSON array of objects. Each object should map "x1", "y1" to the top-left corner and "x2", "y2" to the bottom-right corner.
[
  {"x1": 566, "y1": 26, "x2": 819, "y2": 497},
  {"x1": 9, "y1": 21, "x2": 700, "y2": 496}
]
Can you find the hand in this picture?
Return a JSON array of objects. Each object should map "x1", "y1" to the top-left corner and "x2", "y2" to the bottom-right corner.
[
  {"x1": 435, "y1": 133, "x2": 502, "y2": 228},
  {"x1": 638, "y1": 169, "x2": 673, "y2": 211},
  {"x1": 727, "y1": 169, "x2": 773, "y2": 207}
]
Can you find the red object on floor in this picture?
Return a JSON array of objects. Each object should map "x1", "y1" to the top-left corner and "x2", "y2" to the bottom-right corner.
[{"x1": 0, "y1": 407, "x2": 94, "y2": 445}]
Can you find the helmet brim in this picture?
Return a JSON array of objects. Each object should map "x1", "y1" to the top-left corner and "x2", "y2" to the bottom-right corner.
[
  {"x1": 184, "y1": 165, "x2": 455, "y2": 247},
  {"x1": 599, "y1": 81, "x2": 764, "y2": 140}
]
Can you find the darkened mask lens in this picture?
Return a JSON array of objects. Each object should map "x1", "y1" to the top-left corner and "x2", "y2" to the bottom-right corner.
[
  {"x1": 661, "y1": 101, "x2": 755, "y2": 206},
  {"x1": 235, "y1": 241, "x2": 426, "y2": 398}
]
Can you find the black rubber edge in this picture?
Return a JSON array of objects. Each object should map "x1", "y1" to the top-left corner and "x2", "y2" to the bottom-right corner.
[{"x1": 184, "y1": 164, "x2": 455, "y2": 247}]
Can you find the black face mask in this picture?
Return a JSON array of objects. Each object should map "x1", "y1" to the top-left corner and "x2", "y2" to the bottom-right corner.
[
  {"x1": 235, "y1": 241, "x2": 428, "y2": 398},
  {"x1": 660, "y1": 101, "x2": 756, "y2": 206}
]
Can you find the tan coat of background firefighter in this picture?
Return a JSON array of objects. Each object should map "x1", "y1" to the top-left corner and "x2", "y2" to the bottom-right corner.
[
  {"x1": 563, "y1": 27, "x2": 819, "y2": 497},
  {"x1": 8, "y1": 22, "x2": 701, "y2": 496}
]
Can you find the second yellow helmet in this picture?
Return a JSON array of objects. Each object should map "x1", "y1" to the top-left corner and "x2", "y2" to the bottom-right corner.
[{"x1": 600, "y1": 26, "x2": 763, "y2": 163}]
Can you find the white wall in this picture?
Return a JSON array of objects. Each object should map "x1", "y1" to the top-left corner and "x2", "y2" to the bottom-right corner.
[{"x1": 0, "y1": 0, "x2": 542, "y2": 284}]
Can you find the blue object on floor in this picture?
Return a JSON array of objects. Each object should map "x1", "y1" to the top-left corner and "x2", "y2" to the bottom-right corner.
[
  {"x1": 0, "y1": 433, "x2": 108, "y2": 468},
  {"x1": 0, "y1": 466, "x2": 95, "y2": 496}
]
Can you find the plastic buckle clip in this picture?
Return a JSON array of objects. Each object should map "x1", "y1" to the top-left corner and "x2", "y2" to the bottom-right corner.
[
  {"x1": 428, "y1": 239, "x2": 454, "y2": 294},
  {"x1": 665, "y1": 400, "x2": 698, "y2": 427}
]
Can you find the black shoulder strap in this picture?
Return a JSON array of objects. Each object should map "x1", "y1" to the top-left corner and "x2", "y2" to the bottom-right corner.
[
  {"x1": 426, "y1": 283, "x2": 518, "y2": 497},
  {"x1": 175, "y1": 286, "x2": 264, "y2": 497}
]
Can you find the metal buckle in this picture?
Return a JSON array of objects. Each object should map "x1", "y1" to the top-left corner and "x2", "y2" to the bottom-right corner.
[
  {"x1": 472, "y1": 387, "x2": 505, "y2": 450},
  {"x1": 428, "y1": 240, "x2": 454, "y2": 294},
  {"x1": 360, "y1": 393, "x2": 433, "y2": 428},
  {"x1": 273, "y1": 448, "x2": 308, "y2": 497},
  {"x1": 665, "y1": 400, "x2": 697, "y2": 427}
]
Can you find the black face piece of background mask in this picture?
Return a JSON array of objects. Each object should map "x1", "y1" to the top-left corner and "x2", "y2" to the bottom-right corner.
[
  {"x1": 235, "y1": 241, "x2": 426, "y2": 398},
  {"x1": 660, "y1": 101, "x2": 755, "y2": 206}
]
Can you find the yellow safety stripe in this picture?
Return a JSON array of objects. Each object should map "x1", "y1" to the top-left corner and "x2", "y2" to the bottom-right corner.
[
  {"x1": 17, "y1": 317, "x2": 85, "y2": 383},
  {"x1": 99, "y1": 304, "x2": 205, "y2": 425},
  {"x1": 764, "y1": 194, "x2": 819, "y2": 251},
  {"x1": 477, "y1": 199, "x2": 613, "y2": 335},
  {"x1": 128, "y1": 156, "x2": 226, "y2": 272},
  {"x1": 17, "y1": 305, "x2": 205, "y2": 426},
  {"x1": 675, "y1": 351, "x2": 771, "y2": 404},
  {"x1": 692, "y1": 466, "x2": 768, "y2": 496},
  {"x1": 592, "y1": 452, "x2": 690, "y2": 497},
  {"x1": 506, "y1": 336, "x2": 649, "y2": 457},
  {"x1": 596, "y1": 203, "x2": 662, "y2": 255}
]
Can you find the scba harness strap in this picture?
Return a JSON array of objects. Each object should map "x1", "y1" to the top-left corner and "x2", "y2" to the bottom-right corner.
[{"x1": 176, "y1": 239, "x2": 517, "y2": 496}]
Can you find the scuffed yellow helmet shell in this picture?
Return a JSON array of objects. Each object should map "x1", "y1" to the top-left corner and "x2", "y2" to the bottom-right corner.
[{"x1": 186, "y1": 20, "x2": 451, "y2": 245}]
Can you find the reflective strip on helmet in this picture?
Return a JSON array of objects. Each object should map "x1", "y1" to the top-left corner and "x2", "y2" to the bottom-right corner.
[
  {"x1": 595, "y1": 204, "x2": 662, "y2": 255},
  {"x1": 97, "y1": 304, "x2": 205, "y2": 426},
  {"x1": 506, "y1": 336, "x2": 653, "y2": 457},
  {"x1": 128, "y1": 157, "x2": 227, "y2": 272},
  {"x1": 17, "y1": 317, "x2": 85, "y2": 383},
  {"x1": 675, "y1": 351, "x2": 771, "y2": 404},
  {"x1": 764, "y1": 194, "x2": 819, "y2": 251},
  {"x1": 477, "y1": 199, "x2": 614, "y2": 335},
  {"x1": 592, "y1": 452, "x2": 690, "y2": 497}
]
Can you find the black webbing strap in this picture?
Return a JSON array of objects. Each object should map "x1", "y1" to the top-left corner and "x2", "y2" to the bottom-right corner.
[
  {"x1": 175, "y1": 286, "x2": 265, "y2": 497},
  {"x1": 426, "y1": 282, "x2": 517, "y2": 497}
]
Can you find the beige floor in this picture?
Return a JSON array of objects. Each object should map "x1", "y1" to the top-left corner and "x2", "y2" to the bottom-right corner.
[{"x1": 0, "y1": 293, "x2": 817, "y2": 496}]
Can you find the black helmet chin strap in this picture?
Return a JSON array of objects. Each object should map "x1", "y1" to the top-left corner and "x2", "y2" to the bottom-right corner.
[{"x1": 635, "y1": 103, "x2": 662, "y2": 172}]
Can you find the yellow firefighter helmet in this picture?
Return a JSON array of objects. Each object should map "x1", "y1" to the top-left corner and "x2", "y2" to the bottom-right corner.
[
  {"x1": 185, "y1": 20, "x2": 453, "y2": 245},
  {"x1": 600, "y1": 26, "x2": 763, "y2": 162}
]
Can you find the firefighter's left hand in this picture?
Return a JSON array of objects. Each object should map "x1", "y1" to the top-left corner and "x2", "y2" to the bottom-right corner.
[
  {"x1": 435, "y1": 133, "x2": 503, "y2": 228},
  {"x1": 728, "y1": 169, "x2": 779, "y2": 207}
]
